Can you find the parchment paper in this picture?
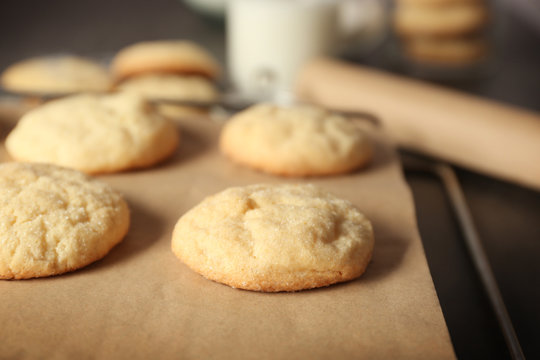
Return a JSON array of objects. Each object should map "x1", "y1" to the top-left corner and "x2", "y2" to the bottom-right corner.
[{"x1": 0, "y1": 114, "x2": 455, "y2": 360}]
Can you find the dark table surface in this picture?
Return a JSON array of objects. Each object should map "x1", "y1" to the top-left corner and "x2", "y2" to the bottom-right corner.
[{"x1": 1, "y1": 1, "x2": 539, "y2": 359}]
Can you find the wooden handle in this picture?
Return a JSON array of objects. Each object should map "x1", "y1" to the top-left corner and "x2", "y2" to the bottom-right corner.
[{"x1": 296, "y1": 58, "x2": 540, "y2": 191}]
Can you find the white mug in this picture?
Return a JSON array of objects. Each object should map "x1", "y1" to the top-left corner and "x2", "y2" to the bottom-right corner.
[{"x1": 226, "y1": 0, "x2": 386, "y2": 102}]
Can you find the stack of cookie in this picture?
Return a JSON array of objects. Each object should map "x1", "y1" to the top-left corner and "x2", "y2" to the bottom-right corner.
[
  {"x1": 111, "y1": 40, "x2": 221, "y2": 118},
  {"x1": 393, "y1": 0, "x2": 489, "y2": 66}
]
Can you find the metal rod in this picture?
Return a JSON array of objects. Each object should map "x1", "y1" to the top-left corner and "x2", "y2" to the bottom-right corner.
[{"x1": 434, "y1": 163, "x2": 525, "y2": 360}]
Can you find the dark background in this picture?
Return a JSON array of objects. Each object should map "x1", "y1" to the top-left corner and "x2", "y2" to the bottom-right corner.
[{"x1": 0, "y1": 1, "x2": 539, "y2": 359}]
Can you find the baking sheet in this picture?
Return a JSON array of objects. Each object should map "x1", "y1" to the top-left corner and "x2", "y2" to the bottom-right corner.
[{"x1": 0, "y1": 114, "x2": 455, "y2": 359}]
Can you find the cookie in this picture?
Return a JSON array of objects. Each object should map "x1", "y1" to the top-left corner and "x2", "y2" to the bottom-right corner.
[
  {"x1": 1, "y1": 55, "x2": 111, "y2": 95},
  {"x1": 393, "y1": 2, "x2": 488, "y2": 37},
  {"x1": 116, "y1": 73, "x2": 219, "y2": 102},
  {"x1": 396, "y1": 0, "x2": 484, "y2": 6},
  {"x1": 220, "y1": 104, "x2": 372, "y2": 176},
  {"x1": 0, "y1": 162, "x2": 130, "y2": 279},
  {"x1": 116, "y1": 73, "x2": 219, "y2": 118},
  {"x1": 111, "y1": 40, "x2": 221, "y2": 80},
  {"x1": 403, "y1": 36, "x2": 487, "y2": 65},
  {"x1": 172, "y1": 184, "x2": 374, "y2": 292},
  {"x1": 5, "y1": 93, "x2": 179, "y2": 174}
]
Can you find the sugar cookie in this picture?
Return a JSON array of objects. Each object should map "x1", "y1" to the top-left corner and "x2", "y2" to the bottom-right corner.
[
  {"x1": 394, "y1": 2, "x2": 488, "y2": 37},
  {"x1": 116, "y1": 73, "x2": 219, "y2": 118},
  {"x1": 403, "y1": 36, "x2": 487, "y2": 65},
  {"x1": 0, "y1": 162, "x2": 130, "y2": 279},
  {"x1": 172, "y1": 184, "x2": 374, "y2": 292},
  {"x1": 1, "y1": 55, "x2": 111, "y2": 95},
  {"x1": 220, "y1": 104, "x2": 372, "y2": 176},
  {"x1": 396, "y1": 0, "x2": 484, "y2": 6},
  {"x1": 5, "y1": 93, "x2": 179, "y2": 174},
  {"x1": 111, "y1": 40, "x2": 221, "y2": 80}
]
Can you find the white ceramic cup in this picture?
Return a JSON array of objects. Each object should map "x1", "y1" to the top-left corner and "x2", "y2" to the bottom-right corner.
[{"x1": 226, "y1": 0, "x2": 386, "y2": 102}]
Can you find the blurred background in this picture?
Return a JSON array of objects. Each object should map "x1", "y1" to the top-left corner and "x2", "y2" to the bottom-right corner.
[
  {"x1": 1, "y1": 0, "x2": 540, "y2": 108},
  {"x1": 0, "y1": 1, "x2": 539, "y2": 359}
]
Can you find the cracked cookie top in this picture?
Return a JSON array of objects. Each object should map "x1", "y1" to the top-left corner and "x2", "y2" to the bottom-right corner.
[
  {"x1": 0, "y1": 162, "x2": 130, "y2": 279},
  {"x1": 219, "y1": 104, "x2": 372, "y2": 177},
  {"x1": 171, "y1": 183, "x2": 374, "y2": 292},
  {"x1": 5, "y1": 93, "x2": 179, "y2": 174}
]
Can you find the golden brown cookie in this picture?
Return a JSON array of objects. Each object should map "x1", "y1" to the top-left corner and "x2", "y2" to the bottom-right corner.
[
  {"x1": 0, "y1": 162, "x2": 130, "y2": 279},
  {"x1": 5, "y1": 93, "x2": 179, "y2": 174},
  {"x1": 111, "y1": 40, "x2": 221, "y2": 80},
  {"x1": 403, "y1": 36, "x2": 487, "y2": 65},
  {"x1": 172, "y1": 183, "x2": 374, "y2": 292},
  {"x1": 1, "y1": 55, "x2": 111, "y2": 95},
  {"x1": 116, "y1": 73, "x2": 219, "y2": 118},
  {"x1": 394, "y1": 1, "x2": 488, "y2": 37},
  {"x1": 396, "y1": 0, "x2": 484, "y2": 6},
  {"x1": 220, "y1": 104, "x2": 372, "y2": 176}
]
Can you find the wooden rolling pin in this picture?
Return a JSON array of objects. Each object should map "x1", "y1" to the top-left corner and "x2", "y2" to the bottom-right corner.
[{"x1": 296, "y1": 58, "x2": 540, "y2": 191}]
